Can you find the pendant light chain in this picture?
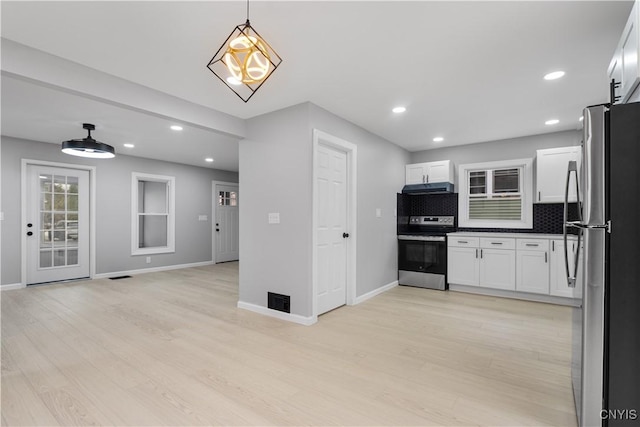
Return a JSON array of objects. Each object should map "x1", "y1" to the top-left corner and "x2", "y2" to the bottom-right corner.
[{"x1": 246, "y1": 0, "x2": 250, "y2": 23}]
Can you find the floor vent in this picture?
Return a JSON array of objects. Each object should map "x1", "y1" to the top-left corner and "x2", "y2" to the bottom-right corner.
[
  {"x1": 109, "y1": 275, "x2": 132, "y2": 280},
  {"x1": 268, "y1": 292, "x2": 290, "y2": 313}
]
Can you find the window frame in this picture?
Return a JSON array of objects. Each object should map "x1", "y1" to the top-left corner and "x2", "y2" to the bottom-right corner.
[
  {"x1": 458, "y1": 158, "x2": 533, "y2": 229},
  {"x1": 131, "y1": 172, "x2": 176, "y2": 255}
]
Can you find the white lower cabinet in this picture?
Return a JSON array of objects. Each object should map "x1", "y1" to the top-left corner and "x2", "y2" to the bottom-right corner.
[
  {"x1": 447, "y1": 246, "x2": 480, "y2": 286},
  {"x1": 549, "y1": 238, "x2": 579, "y2": 298},
  {"x1": 447, "y1": 237, "x2": 515, "y2": 290},
  {"x1": 448, "y1": 234, "x2": 579, "y2": 302},
  {"x1": 479, "y1": 248, "x2": 516, "y2": 290},
  {"x1": 516, "y1": 239, "x2": 549, "y2": 294}
]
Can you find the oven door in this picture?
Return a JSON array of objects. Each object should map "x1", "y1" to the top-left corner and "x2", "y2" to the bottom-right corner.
[{"x1": 398, "y1": 237, "x2": 446, "y2": 274}]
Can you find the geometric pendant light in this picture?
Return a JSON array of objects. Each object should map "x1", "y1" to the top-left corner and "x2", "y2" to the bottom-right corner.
[
  {"x1": 61, "y1": 123, "x2": 115, "y2": 159},
  {"x1": 206, "y1": 0, "x2": 282, "y2": 102}
]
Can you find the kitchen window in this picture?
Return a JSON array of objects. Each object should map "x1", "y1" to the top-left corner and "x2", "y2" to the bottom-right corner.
[
  {"x1": 131, "y1": 172, "x2": 176, "y2": 255},
  {"x1": 459, "y1": 159, "x2": 533, "y2": 229}
]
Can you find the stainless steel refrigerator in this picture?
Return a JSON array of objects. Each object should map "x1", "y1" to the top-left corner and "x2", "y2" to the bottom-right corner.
[{"x1": 565, "y1": 102, "x2": 640, "y2": 427}]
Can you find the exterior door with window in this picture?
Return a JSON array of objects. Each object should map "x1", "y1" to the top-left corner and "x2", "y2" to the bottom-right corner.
[
  {"x1": 26, "y1": 165, "x2": 90, "y2": 285},
  {"x1": 215, "y1": 184, "x2": 239, "y2": 263}
]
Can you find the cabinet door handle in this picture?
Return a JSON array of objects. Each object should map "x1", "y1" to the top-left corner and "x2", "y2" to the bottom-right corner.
[
  {"x1": 426, "y1": 174, "x2": 429, "y2": 183},
  {"x1": 480, "y1": 249, "x2": 483, "y2": 258},
  {"x1": 475, "y1": 249, "x2": 478, "y2": 258},
  {"x1": 458, "y1": 240, "x2": 468, "y2": 244},
  {"x1": 552, "y1": 241, "x2": 555, "y2": 251},
  {"x1": 422, "y1": 174, "x2": 425, "y2": 183},
  {"x1": 545, "y1": 252, "x2": 548, "y2": 263},
  {"x1": 538, "y1": 191, "x2": 541, "y2": 201},
  {"x1": 525, "y1": 243, "x2": 539, "y2": 247},
  {"x1": 491, "y1": 242, "x2": 503, "y2": 245}
]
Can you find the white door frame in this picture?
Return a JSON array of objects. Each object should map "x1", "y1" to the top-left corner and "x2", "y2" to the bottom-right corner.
[
  {"x1": 21, "y1": 159, "x2": 97, "y2": 286},
  {"x1": 211, "y1": 180, "x2": 239, "y2": 264},
  {"x1": 312, "y1": 129, "x2": 357, "y2": 319}
]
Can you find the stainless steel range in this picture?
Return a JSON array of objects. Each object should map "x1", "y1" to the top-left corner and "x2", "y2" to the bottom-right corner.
[{"x1": 398, "y1": 216, "x2": 455, "y2": 290}]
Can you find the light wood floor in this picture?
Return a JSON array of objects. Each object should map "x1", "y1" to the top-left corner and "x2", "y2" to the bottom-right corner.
[{"x1": 1, "y1": 262, "x2": 577, "y2": 426}]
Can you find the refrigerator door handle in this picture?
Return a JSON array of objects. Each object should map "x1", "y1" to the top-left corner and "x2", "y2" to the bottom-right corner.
[{"x1": 564, "y1": 161, "x2": 582, "y2": 288}]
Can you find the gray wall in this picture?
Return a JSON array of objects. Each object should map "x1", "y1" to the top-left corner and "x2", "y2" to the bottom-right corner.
[
  {"x1": 410, "y1": 130, "x2": 582, "y2": 187},
  {"x1": 238, "y1": 102, "x2": 410, "y2": 318},
  {"x1": 1, "y1": 136, "x2": 238, "y2": 285}
]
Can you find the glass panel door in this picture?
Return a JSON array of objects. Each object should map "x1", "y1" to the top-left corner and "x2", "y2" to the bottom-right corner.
[{"x1": 27, "y1": 165, "x2": 90, "y2": 285}]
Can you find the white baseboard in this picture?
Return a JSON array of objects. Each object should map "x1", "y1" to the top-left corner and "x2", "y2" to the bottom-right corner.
[
  {"x1": 1, "y1": 283, "x2": 26, "y2": 291},
  {"x1": 237, "y1": 301, "x2": 317, "y2": 326},
  {"x1": 449, "y1": 284, "x2": 580, "y2": 307},
  {"x1": 353, "y1": 280, "x2": 398, "y2": 305},
  {"x1": 93, "y1": 260, "x2": 214, "y2": 280}
]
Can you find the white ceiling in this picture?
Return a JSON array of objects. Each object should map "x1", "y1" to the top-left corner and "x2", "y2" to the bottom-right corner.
[{"x1": 0, "y1": 1, "x2": 633, "y2": 171}]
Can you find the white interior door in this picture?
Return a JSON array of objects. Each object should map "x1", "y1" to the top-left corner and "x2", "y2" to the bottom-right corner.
[
  {"x1": 215, "y1": 184, "x2": 239, "y2": 263},
  {"x1": 316, "y1": 144, "x2": 348, "y2": 315},
  {"x1": 26, "y1": 165, "x2": 90, "y2": 285}
]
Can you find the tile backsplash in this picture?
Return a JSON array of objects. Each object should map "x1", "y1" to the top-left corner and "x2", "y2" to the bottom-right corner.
[{"x1": 397, "y1": 193, "x2": 579, "y2": 234}]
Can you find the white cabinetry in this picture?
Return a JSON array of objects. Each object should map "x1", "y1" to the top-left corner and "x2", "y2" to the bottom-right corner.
[
  {"x1": 608, "y1": 0, "x2": 640, "y2": 104},
  {"x1": 447, "y1": 239, "x2": 480, "y2": 286},
  {"x1": 447, "y1": 237, "x2": 515, "y2": 290},
  {"x1": 516, "y1": 239, "x2": 550, "y2": 294},
  {"x1": 448, "y1": 233, "x2": 580, "y2": 304},
  {"x1": 405, "y1": 160, "x2": 454, "y2": 185},
  {"x1": 549, "y1": 238, "x2": 580, "y2": 298},
  {"x1": 536, "y1": 146, "x2": 581, "y2": 203}
]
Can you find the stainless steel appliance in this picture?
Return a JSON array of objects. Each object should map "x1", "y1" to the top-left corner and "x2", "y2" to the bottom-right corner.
[
  {"x1": 398, "y1": 216, "x2": 455, "y2": 290},
  {"x1": 565, "y1": 102, "x2": 640, "y2": 426}
]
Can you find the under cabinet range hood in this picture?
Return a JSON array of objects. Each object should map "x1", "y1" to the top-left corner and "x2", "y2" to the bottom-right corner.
[{"x1": 401, "y1": 182, "x2": 454, "y2": 195}]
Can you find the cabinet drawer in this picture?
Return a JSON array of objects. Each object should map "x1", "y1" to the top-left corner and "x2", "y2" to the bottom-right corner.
[
  {"x1": 516, "y1": 239, "x2": 549, "y2": 251},
  {"x1": 448, "y1": 237, "x2": 479, "y2": 248},
  {"x1": 479, "y1": 237, "x2": 515, "y2": 250}
]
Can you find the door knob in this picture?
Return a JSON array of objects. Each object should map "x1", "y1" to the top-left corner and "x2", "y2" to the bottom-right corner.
[
  {"x1": 216, "y1": 229, "x2": 220, "y2": 232},
  {"x1": 27, "y1": 231, "x2": 33, "y2": 236},
  {"x1": 27, "y1": 223, "x2": 33, "y2": 228},
  {"x1": 343, "y1": 232, "x2": 350, "y2": 238}
]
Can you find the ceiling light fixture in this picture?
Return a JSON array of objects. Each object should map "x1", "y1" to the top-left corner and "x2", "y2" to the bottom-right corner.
[
  {"x1": 206, "y1": 0, "x2": 282, "y2": 103},
  {"x1": 544, "y1": 71, "x2": 565, "y2": 80},
  {"x1": 433, "y1": 137, "x2": 444, "y2": 142},
  {"x1": 170, "y1": 125, "x2": 183, "y2": 131},
  {"x1": 123, "y1": 143, "x2": 135, "y2": 148},
  {"x1": 392, "y1": 106, "x2": 407, "y2": 113},
  {"x1": 205, "y1": 158, "x2": 214, "y2": 163},
  {"x1": 545, "y1": 119, "x2": 560, "y2": 125},
  {"x1": 61, "y1": 123, "x2": 115, "y2": 159}
]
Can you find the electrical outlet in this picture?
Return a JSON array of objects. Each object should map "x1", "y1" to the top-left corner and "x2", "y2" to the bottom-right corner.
[{"x1": 146, "y1": 256, "x2": 151, "y2": 264}]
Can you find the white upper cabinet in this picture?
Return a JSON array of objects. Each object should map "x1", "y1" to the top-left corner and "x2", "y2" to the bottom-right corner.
[
  {"x1": 405, "y1": 160, "x2": 454, "y2": 185},
  {"x1": 536, "y1": 146, "x2": 581, "y2": 203},
  {"x1": 608, "y1": 0, "x2": 640, "y2": 104}
]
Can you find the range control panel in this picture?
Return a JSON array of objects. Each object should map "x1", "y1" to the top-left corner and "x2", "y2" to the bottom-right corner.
[{"x1": 408, "y1": 216, "x2": 455, "y2": 227}]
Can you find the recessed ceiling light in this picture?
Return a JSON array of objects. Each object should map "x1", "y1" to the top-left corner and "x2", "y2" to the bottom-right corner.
[
  {"x1": 545, "y1": 119, "x2": 560, "y2": 125},
  {"x1": 205, "y1": 158, "x2": 214, "y2": 163},
  {"x1": 433, "y1": 137, "x2": 444, "y2": 142},
  {"x1": 544, "y1": 71, "x2": 565, "y2": 80},
  {"x1": 226, "y1": 77, "x2": 242, "y2": 86},
  {"x1": 123, "y1": 143, "x2": 135, "y2": 148},
  {"x1": 392, "y1": 106, "x2": 406, "y2": 114},
  {"x1": 170, "y1": 125, "x2": 183, "y2": 131}
]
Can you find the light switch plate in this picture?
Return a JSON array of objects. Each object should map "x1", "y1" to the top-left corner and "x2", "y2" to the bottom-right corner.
[
  {"x1": 198, "y1": 215, "x2": 208, "y2": 221},
  {"x1": 375, "y1": 208, "x2": 382, "y2": 218},
  {"x1": 0, "y1": 212, "x2": 4, "y2": 221},
  {"x1": 268, "y1": 212, "x2": 280, "y2": 224}
]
